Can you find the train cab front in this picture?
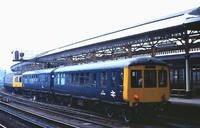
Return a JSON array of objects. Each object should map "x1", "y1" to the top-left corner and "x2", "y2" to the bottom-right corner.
[{"x1": 123, "y1": 63, "x2": 171, "y2": 121}]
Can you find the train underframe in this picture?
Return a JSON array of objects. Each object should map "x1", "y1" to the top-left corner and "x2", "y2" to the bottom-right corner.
[
  {"x1": 4, "y1": 86, "x2": 22, "y2": 94},
  {"x1": 22, "y1": 89, "x2": 170, "y2": 122}
]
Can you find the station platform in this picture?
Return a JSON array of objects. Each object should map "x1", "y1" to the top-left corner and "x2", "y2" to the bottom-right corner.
[{"x1": 169, "y1": 97, "x2": 200, "y2": 107}]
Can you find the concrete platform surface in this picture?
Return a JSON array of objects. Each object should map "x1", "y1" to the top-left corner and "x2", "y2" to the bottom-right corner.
[{"x1": 169, "y1": 98, "x2": 200, "y2": 107}]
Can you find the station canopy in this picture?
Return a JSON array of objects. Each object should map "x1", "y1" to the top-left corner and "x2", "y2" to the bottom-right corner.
[{"x1": 11, "y1": 7, "x2": 200, "y2": 71}]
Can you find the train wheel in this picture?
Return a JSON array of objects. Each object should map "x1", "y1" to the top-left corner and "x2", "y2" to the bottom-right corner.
[
  {"x1": 67, "y1": 98, "x2": 72, "y2": 107},
  {"x1": 60, "y1": 100, "x2": 64, "y2": 105},
  {"x1": 12, "y1": 91, "x2": 15, "y2": 95},
  {"x1": 123, "y1": 110, "x2": 132, "y2": 123},
  {"x1": 32, "y1": 95, "x2": 37, "y2": 101},
  {"x1": 107, "y1": 108, "x2": 114, "y2": 118},
  {"x1": 124, "y1": 115, "x2": 132, "y2": 123},
  {"x1": 67, "y1": 101, "x2": 72, "y2": 107},
  {"x1": 51, "y1": 99, "x2": 55, "y2": 104}
]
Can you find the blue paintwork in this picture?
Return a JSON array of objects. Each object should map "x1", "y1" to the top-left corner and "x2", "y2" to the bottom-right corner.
[
  {"x1": 22, "y1": 57, "x2": 167, "y2": 105},
  {"x1": 3, "y1": 74, "x2": 13, "y2": 88},
  {"x1": 22, "y1": 68, "x2": 56, "y2": 92},
  {"x1": 54, "y1": 68, "x2": 124, "y2": 103}
]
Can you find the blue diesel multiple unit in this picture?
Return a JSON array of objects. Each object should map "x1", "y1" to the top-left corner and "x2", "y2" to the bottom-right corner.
[{"x1": 21, "y1": 57, "x2": 170, "y2": 122}]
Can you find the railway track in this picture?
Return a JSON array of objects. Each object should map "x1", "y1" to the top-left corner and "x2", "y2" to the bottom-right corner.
[
  {"x1": 1, "y1": 88, "x2": 200, "y2": 128},
  {"x1": 0, "y1": 100, "x2": 78, "y2": 128},
  {"x1": 0, "y1": 91, "x2": 135, "y2": 128}
]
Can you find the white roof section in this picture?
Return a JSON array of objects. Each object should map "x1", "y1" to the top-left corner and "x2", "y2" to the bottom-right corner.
[
  {"x1": 35, "y1": 7, "x2": 200, "y2": 59},
  {"x1": 23, "y1": 68, "x2": 56, "y2": 75}
]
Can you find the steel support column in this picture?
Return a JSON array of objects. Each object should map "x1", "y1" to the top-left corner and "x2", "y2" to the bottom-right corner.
[
  {"x1": 128, "y1": 45, "x2": 132, "y2": 58},
  {"x1": 151, "y1": 46, "x2": 156, "y2": 57},
  {"x1": 69, "y1": 57, "x2": 73, "y2": 65},
  {"x1": 92, "y1": 52, "x2": 96, "y2": 62},
  {"x1": 185, "y1": 34, "x2": 191, "y2": 98},
  {"x1": 111, "y1": 51, "x2": 114, "y2": 60}
]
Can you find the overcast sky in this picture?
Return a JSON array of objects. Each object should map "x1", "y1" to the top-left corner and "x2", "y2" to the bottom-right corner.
[{"x1": 0, "y1": 0, "x2": 199, "y2": 71}]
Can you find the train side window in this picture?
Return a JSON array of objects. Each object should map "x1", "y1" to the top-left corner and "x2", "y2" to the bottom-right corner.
[
  {"x1": 45, "y1": 75, "x2": 48, "y2": 85},
  {"x1": 61, "y1": 74, "x2": 65, "y2": 85},
  {"x1": 119, "y1": 72, "x2": 123, "y2": 87},
  {"x1": 19, "y1": 76, "x2": 22, "y2": 83},
  {"x1": 75, "y1": 73, "x2": 79, "y2": 85},
  {"x1": 41, "y1": 75, "x2": 45, "y2": 84},
  {"x1": 85, "y1": 73, "x2": 91, "y2": 86},
  {"x1": 35, "y1": 75, "x2": 38, "y2": 83},
  {"x1": 70, "y1": 73, "x2": 74, "y2": 86},
  {"x1": 144, "y1": 70, "x2": 156, "y2": 88},
  {"x1": 66, "y1": 74, "x2": 69, "y2": 85},
  {"x1": 93, "y1": 73, "x2": 96, "y2": 86},
  {"x1": 159, "y1": 70, "x2": 167, "y2": 87},
  {"x1": 15, "y1": 76, "x2": 18, "y2": 83},
  {"x1": 24, "y1": 76, "x2": 27, "y2": 83},
  {"x1": 80, "y1": 73, "x2": 84, "y2": 86},
  {"x1": 100, "y1": 71, "x2": 107, "y2": 87},
  {"x1": 57, "y1": 74, "x2": 60, "y2": 85},
  {"x1": 131, "y1": 70, "x2": 142, "y2": 88},
  {"x1": 111, "y1": 71, "x2": 116, "y2": 87}
]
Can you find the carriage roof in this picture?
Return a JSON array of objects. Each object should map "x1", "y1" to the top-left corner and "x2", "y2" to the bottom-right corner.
[{"x1": 54, "y1": 57, "x2": 167, "y2": 73}]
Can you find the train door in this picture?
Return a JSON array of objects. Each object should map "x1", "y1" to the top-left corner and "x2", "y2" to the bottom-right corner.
[
  {"x1": 117, "y1": 69, "x2": 124, "y2": 101},
  {"x1": 109, "y1": 70, "x2": 117, "y2": 100},
  {"x1": 54, "y1": 73, "x2": 61, "y2": 92},
  {"x1": 51, "y1": 73, "x2": 54, "y2": 92},
  {"x1": 109, "y1": 69, "x2": 123, "y2": 101},
  {"x1": 54, "y1": 73, "x2": 67, "y2": 93}
]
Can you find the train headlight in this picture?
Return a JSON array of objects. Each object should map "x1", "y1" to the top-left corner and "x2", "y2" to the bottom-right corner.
[{"x1": 134, "y1": 95, "x2": 139, "y2": 100}]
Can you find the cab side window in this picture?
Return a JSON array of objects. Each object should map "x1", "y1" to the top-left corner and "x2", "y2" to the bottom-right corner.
[
  {"x1": 19, "y1": 76, "x2": 22, "y2": 83},
  {"x1": 15, "y1": 76, "x2": 18, "y2": 83},
  {"x1": 159, "y1": 70, "x2": 167, "y2": 87},
  {"x1": 131, "y1": 70, "x2": 142, "y2": 88}
]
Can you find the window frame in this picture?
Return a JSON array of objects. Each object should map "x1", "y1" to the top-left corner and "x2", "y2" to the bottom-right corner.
[
  {"x1": 144, "y1": 70, "x2": 157, "y2": 88},
  {"x1": 131, "y1": 70, "x2": 142, "y2": 88},
  {"x1": 100, "y1": 71, "x2": 107, "y2": 87},
  {"x1": 159, "y1": 70, "x2": 168, "y2": 87}
]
